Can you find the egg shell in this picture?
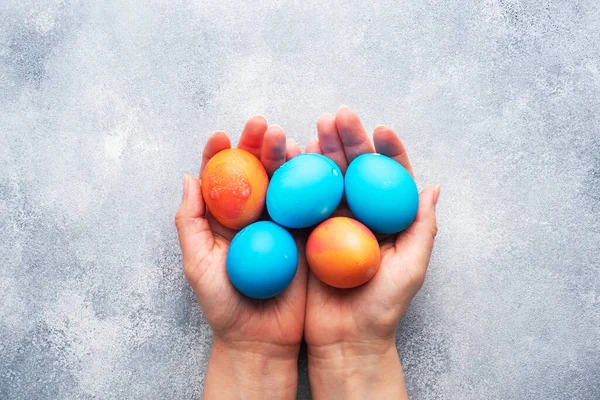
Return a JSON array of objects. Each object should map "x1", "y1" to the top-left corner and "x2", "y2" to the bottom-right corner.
[
  {"x1": 266, "y1": 154, "x2": 343, "y2": 229},
  {"x1": 201, "y1": 148, "x2": 268, "y2": 230},
  {"x1": 226, "y1": 221, "x2": 298, "y2": 299},
  {"x1": 306, "y1": 217, "x2": 380, "y2": 289},
  {"x1": 345, "y1": 153, "x2": 418, "y2": 234}
]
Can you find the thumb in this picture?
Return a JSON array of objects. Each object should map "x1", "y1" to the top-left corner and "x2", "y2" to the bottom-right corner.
[
  {"x1": 394, "y1": 185, "x2": 440, "y2": 285},
  {"x1": 174, "y1": 174, "x2": 215, "y2": 280}
]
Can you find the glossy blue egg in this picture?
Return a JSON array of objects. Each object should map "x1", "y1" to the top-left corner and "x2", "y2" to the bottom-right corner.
[
  {"x1": 267, "y1": 154, "x2": 343, "y2": 228},
  {"x1": 345, "y1": 153, "x2": 419, "y2": 234},
  {"x1": 226, "y1": 221, "x2": 298, "y2": 299}
]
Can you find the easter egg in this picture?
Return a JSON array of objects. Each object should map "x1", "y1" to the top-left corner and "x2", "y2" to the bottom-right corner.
[
  {"x1": 345, "y1": 153, "x2": 418, "y2": 234},
  {"x1": 307, "y1": 217, "x2": 380, "y2": 288},
  {"x1": 226, "y1": 221, "x2": 298, "y2": 299},
  {"x1": 267, "y1": 154, "x2": 343, "y2": 228},
  {"x1": 201, "y1": 148, "x2": 268, "y2": 230}
]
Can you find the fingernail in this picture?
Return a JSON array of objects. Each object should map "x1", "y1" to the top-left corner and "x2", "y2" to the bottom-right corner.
[
  {"x1": 433, "y1": 185, "x2": 441, "y2": 205},
  {"x1": 183, "y1": 174, "x2": 190, "y2": 200},
  {"x1": 338, "y1": 105, "x2": 350, "y2": 111}
]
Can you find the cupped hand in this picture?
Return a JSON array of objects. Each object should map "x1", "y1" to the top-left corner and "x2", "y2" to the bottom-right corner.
[
  {"x1": 175, "y1": 116, "x2": 306, "y2": 358},
  {"x1": 303, "y1": 107, "x2": 440, "y2": 399}
]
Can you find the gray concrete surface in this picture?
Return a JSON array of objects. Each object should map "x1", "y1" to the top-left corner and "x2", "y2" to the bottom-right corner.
[{"x1": 1, "y1": 1, "x2": 599, "y2": 399}]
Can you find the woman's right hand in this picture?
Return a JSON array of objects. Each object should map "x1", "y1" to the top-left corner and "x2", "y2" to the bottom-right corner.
[{"x1": 303, "y1": 106, "x2": 441, "y2": 400}]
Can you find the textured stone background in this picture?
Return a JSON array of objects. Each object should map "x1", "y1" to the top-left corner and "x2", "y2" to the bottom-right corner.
[{"x1": 1, "y1": 1, "x2": 599, "y2": 399}]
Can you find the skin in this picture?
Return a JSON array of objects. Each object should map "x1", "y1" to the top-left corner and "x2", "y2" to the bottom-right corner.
[
  {"x1": 175, "y1": 108, "x2": 440, "y2": 399},
  {"x1": 175, "y1": 117, "x2": 304, "y2": 399},
  {"x1": 304, "y1": 106, "x2": 440, "y2": 399}
]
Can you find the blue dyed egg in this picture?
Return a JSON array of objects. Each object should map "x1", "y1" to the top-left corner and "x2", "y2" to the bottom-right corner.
[
  {"x1": 345, "y1": 153, "x2": 418, "y2": 234},
  {"x1": 226, "y1": 221, "x2": 298, "y2": 299},
  {"x1": 267, "y1": 154, "x2": 343, "y2": 228}
]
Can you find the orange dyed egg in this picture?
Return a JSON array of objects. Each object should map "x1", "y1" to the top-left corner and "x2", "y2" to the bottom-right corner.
[
  {"x1": 306, "y1": 217, "x2": 380, "y2": 289},
  {"x1": 201, "y1": 148, "x2": 268, "y2": 230}
]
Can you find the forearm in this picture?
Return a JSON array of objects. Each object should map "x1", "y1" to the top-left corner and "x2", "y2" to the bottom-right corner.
[
  {"x1": 308, "y1": 341, "x2": 408, "y2": 400},
  {"x1": 202, "y1": 339, "x2": 299, "y2": 400}
]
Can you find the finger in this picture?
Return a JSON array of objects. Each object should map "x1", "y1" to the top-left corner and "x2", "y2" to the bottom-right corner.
[
  {"x1": 373, "y1": 126, "x2": 415, "y2": 178},
  {"x1": 261, "y1": 124, "x2": 287, "y2": 176},
  {"x1": 393, "y1": 185, "x2": 441, "y2": 284},
  {"x1": 305, "y1": 138, "x2": 322, "y2": 154},
  {"x1": 286, "y1": 139, "x2": 301, "y2": 160},
  {"x1": 237, "y1": 115, "x2": 268, "y2": 159},
  {"x1": 317, "y1": 113, "x2": 348, "y2": 173},
  {"x1": 175, "y1": 175, "x2": 215, "y2": 281},
  {"x1": 201, "y1": 131, "x2": 231, "y2": 174},
  {"x1": 335, "y1": 106, "x2": 375, "y2": 164}
]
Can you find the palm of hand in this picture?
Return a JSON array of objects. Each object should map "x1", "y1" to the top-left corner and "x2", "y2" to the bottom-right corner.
[
  {"x1": 176, "y1": 116, "x2": 307, "y2": 350},
  {"x1": 305, "y1": 241, "x2": 427, "y2": 345}
]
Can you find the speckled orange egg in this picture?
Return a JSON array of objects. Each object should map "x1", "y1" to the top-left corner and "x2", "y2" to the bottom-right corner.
[
  {"x1": 201, "y1": 148, "x2": 268, "y2": 230},
  {"x1": 306, "y1": 217, "x2": 380, "y2": 289}
]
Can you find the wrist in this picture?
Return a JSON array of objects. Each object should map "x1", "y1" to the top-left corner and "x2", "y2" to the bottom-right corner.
[
  {"x1": 202, "y1": 338, "x2": 298, "y2": 400},
  {"x1": 308, "y1": 340, "x2": 408, "y2": 400}
]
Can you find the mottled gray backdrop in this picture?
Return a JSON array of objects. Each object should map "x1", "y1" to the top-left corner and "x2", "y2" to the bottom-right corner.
[{"x1": 1, "y1": 0, "x2": 599, "y2": 399}]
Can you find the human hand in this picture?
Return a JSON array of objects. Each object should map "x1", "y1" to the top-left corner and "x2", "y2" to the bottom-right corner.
[
  {"x1": 175, "y1": 116, "x2": 306, "y2": 400},
  {"x1": 303, "y1": 107, "x2": 441, "y2": 400}
]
